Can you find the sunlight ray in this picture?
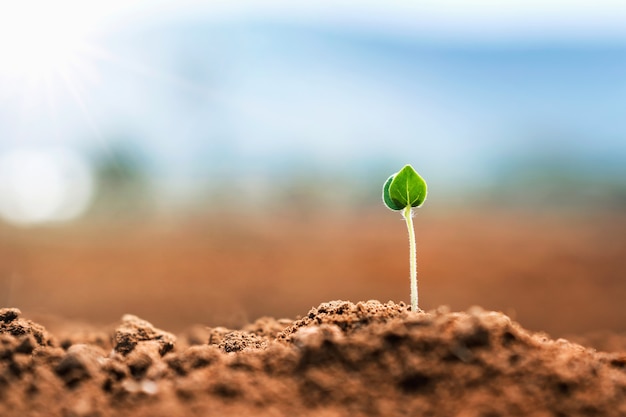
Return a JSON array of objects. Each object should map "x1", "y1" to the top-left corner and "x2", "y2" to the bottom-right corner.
[
  {"x1": 58, "y1": 68, "x2": 103, "y2": 143},
  {"x1": 43, "y1": 72, "x2": 62, "y2": 143}
]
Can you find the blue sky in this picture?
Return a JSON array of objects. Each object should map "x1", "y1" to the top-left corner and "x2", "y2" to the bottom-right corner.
[{"x1": 80, "y1": 21, "x2": 626, "y2": 177}]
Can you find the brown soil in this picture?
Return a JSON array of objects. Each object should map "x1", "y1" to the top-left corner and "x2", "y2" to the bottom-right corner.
[
  {"x1": 2, "y1": 302, "x2": 626, "y2": 417},
  {"x1": 2, "y1": 209, "x2": 626, "y2": 342},
  {"x1": 1, "y1": 209, "x2": 626, "y2": 414}
]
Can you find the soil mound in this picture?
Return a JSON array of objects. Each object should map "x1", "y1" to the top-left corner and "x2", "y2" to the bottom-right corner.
[{"x1": 1, "y1": 302, "x2": 625, "y2": 416}]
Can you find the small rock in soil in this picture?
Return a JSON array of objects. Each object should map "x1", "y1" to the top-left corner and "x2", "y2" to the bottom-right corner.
[{"x1": 113, "y1": 314, "x2": 176, "y2": 356}]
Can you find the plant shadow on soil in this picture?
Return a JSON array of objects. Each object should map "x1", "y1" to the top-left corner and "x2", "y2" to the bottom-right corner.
[{"x1": 1, "y1": 301, "x2": 626, "y2": 417}]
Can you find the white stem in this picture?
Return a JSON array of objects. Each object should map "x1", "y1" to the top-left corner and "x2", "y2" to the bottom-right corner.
[{"x1": 403, "y1": 205, "x2": 418, "y2": 311}]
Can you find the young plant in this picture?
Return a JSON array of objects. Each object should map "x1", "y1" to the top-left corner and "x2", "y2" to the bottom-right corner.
[{"x1": 382, "y1": 164, "x2": 427, "y2": 312}]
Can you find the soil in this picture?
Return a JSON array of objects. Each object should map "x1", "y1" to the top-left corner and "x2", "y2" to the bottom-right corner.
[
  {"x1": 2, "y1": 209, "x2": 626, "y2": 341},
  {"x1": 1, "y1": 209, "x2": 625, "y2": 415},
  {"x1": 2, "y1": 302, "x2": 626, "y2": 417}
]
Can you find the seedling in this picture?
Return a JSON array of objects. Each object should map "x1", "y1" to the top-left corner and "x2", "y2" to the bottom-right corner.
[{"x1": 382, "y1": 164, "x2": 427, "y2": 312}]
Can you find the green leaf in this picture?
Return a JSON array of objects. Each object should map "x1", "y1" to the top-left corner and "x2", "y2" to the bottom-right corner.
[
  {"x1": 382, "y1": 174, "x2": 404, "y2": 210},
  {"x1": 382, "y1": 165, "x2": 427, "y2": 210}
]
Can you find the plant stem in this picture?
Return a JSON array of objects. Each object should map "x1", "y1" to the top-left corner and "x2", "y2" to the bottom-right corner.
[{"x1": 403, "y1": 205, "x2": 418, "y2": 311}]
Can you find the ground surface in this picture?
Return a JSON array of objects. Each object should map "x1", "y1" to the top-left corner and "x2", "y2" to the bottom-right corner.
[
  {"x1": 1, "y1": 209, "x2": 625, "y2": 341},
  {"x1": 1, "y1": 209, "x2": 625, "y2": 415},
  {"x1": 1, "y1": 302, "x2": 626, "y2": 417}
]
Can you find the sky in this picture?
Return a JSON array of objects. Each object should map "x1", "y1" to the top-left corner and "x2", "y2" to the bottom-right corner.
[
  {"x1": 97, "y1": 0, "x2": 626, "y2": 43},
  {"x1": 0, "y1": 1, "x2": 625, "y2": 224}
]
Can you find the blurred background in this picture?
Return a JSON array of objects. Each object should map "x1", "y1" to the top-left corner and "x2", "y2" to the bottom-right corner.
[{"x1": 0, "y1": 1, "x2": 625, "y2": 339}]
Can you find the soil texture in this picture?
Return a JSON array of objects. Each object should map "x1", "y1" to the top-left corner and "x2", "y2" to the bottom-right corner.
[
  {"x1": 1, "y1": 301, "x2": 625, "y2": 417},
  {"x1": 3, "y1": 210, "x2": 625, "y2": 340}
]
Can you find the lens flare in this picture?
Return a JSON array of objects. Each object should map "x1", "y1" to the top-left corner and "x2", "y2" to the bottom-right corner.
[{"x1": 0, "y1": 148, "x2": 94, "y2": 226}]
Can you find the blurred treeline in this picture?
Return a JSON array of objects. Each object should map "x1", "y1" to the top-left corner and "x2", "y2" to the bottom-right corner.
[{"x1": 84, "y1": 140, "x2": 626, "y2": 221}]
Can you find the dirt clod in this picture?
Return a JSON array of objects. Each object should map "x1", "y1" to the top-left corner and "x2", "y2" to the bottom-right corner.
[
  {"x1": 0, "y1": 308, "x2": 21, "y2": 323},
  {"x1": 113, "y1": 315, "x2": 176, "y2": 356},
  {"x1": 219, "y1": 331, "x2": 267, "y2": 352},
  {"x1": 0, "y1": 308, "x2": 51, "y2": 346}
]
